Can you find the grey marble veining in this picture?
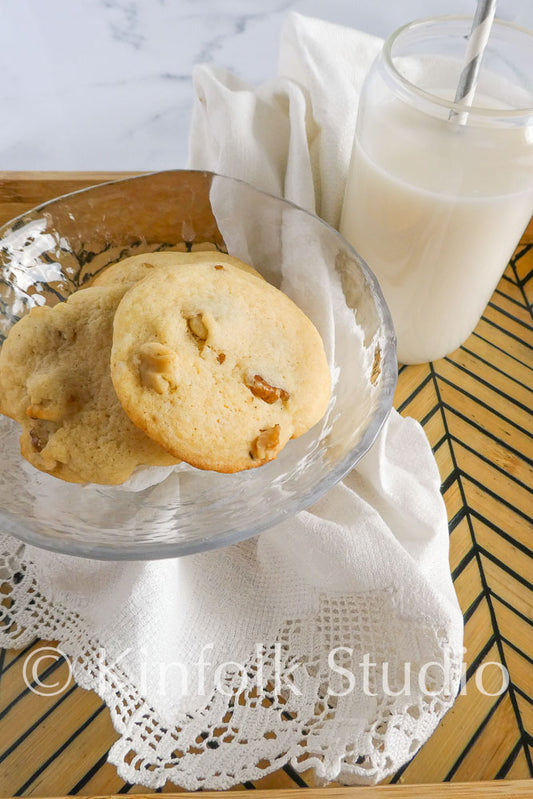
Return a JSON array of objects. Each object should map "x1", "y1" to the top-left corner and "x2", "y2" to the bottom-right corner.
[{"x1": 2, "y1": 0, "x2": 532, "y2": 171}]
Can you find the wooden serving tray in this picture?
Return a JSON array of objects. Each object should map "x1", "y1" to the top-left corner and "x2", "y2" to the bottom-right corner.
[{"x1": 0, "y1": 173, "x2": 531, "y2": 798}]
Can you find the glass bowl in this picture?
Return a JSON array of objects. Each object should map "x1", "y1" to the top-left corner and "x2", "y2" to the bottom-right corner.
[{"x1": 0, "y1": 171, "x2": 397, "y2": 560}]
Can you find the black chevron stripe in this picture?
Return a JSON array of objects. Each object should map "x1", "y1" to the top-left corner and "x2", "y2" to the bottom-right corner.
[
  {"x1": 282, "y1": 764, "x2": 308, "y2": 787},
  {"x1": 512, "y1": 243, "x2": 532, "y2": 264},
  {"x1": 478, "y1": 311, "x2": 533, "y2": 348},
  {"x1": 396, "y1": 372, "x2": 433, "y2": 414},
  {"x1": 501, "y1": 273, "x2": 520, "y2": 287},
  {"x1": 448, "y1": 435, "x2": 532, "y2": 491},
  {"x1": 490, "y1": 592, "x2": 533, "y2": 627},
  {"x1": 514, "y1": 686, "x2": 533, "y2": 706},
  {"x1": 509, "y1": 245, "x2": 533, "y2": 318},
  {"x1": 0, "y1": 641, "x2": 36, "y2": 674},
  {"x1": 518, "y1": 268, "x2": 533, "y2": 288},
  {"x1": 66, "y1": 748, "x2": 109, "y2": 793},
  {"x1": 452, "y1": 550, "x2": 477, "y2": 583},
  {"x1": 432, "y1": 433, "x2": 448, "y2": 453},
  {"x1": 0, "y1": 683, "x2": 77, "y2": 764},
  {"x1": 444, "y1": 356, "x2": 532, "y2": 415},
  {"x1": 0, "y1": 655, "x2": 67, "y2": 720},
  {"x1": 462, "y1": 590, "x2": 485, "y2": 624},
  {"x1": 469, "y1": 509, "x2": 533, "y2": 560},
  {"x1": 487, "y1": 299, "x2": 532, "y2": 331},
  {"x1": 460, "y1": 343, "x2": 532, "y2": 392},
  {"x1": 479, "y1": 549, "x2": 533, "y2": 593},
  {"x1": 472, "y1": 331, "x2": 532, "y2": 371},
  {"x1": 14, "y1": 702, "x2": 106, "y2": 795},
  {"x1": 495, "y1": 739, "x2": 526, "y2": 778},
  {"x1": 444, "y1": 691, "x2": 507, "y2": 780},
  {"x1": 437, "y1": 379, "x2": 532, "y2": 439},
  {"x1": 421, "y1": 403, "x2": 441, "y2": 427},
  {"x1": 501, "y1": 638, "x2": 533, "y2": 667},
  {"x1": 463, "y1": 474, "x2": 532, "y2": 524},
  {"x1": 513, "y1": 262, "x2": 533, "y2": 286},
  {"x1": 464, "y1": 637, "x2": 498, "y2": 684},
  {"x1": 494, "y1": 286, "x2": 532, "y2": 311},
  {"x1": 441, "y1": 468, "x2": 460, "y2": 495},
  {"x1": 451, "y1": 520, "x2": 533, "y2": 587},
  {"x1": 449, "y1": 506, "x2": 468, "y2": 533}
]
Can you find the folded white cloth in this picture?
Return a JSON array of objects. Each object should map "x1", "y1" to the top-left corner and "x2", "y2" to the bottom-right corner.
[
  {"x1": 0, "y1": 12, "x2": 463, "y2": 790},
  {"x1": 189, "y1": 11, "x2": 383, "y2": 229}
]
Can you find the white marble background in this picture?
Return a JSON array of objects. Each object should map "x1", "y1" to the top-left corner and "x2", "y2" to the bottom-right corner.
[{"x1": 2, "y1": 0, "x2": 532, "y2": 171}]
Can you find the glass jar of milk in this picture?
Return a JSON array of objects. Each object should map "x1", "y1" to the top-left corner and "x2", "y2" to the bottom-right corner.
[{"x1": 340, "y1": 17, "x2": 533, "y2": 364}]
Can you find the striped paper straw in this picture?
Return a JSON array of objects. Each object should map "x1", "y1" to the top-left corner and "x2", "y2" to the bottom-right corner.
[{"x1": 450, "y1": 0, "x2": 497, "y2": 124}]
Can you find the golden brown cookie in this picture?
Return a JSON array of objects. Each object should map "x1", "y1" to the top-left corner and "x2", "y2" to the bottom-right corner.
[
  {"x1": 91, "y1": 250, "x2": 263, "y2": 288},
  {"x1": 110, "y1": 262, "x2": 331, "y2": 472},
  {"x1": 0, "y1": 287, "x2": 180, "y2": 484}
]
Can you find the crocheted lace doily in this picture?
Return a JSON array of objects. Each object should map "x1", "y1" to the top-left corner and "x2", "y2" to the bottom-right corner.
[{"x1": 0, "y1": 532, "x2": 461, "y2": 790}]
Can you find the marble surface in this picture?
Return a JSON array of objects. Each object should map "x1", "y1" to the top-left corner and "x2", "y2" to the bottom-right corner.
[{"x1": 2, "y1": 0, "x2": 532, "y2": 172}]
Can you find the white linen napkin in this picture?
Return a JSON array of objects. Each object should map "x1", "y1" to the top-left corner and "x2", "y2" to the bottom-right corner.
[
  {"x1": 189, "y1": 11, "x2": 383, "y2": 229},
  {"x1": 0, "y1": 12, "x2": 463, "y2": 790}
]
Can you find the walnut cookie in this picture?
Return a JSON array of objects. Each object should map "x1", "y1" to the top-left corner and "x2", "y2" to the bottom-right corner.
[
  {"x1": 110, "y1": 261, "x2": 331, "y2": 473},
  {"x1": 0, "y1": 286, "x2": 180, "y2": 484}
]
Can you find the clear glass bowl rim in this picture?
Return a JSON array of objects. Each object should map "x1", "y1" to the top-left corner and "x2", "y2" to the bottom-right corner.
[{"x1": 0, "y1": 170, "x2": 398, "y2": 560}]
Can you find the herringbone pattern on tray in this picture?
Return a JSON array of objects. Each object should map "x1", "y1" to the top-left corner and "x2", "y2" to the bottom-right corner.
[{"x1": 0, "y1": 244, "x2": 532, "y2": 795}]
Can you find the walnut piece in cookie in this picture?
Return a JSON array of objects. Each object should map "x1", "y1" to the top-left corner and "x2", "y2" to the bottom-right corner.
[
  {"x1": 246, "y1": 374, "x2": 289, "y2": 404},
  {"x1": 138, "y1": 342, "x2": 178, "y2": 394},
  {"x1": 251, "y1": 425, "x2": 281, "y2": 462},
  {"x1": 187, "y1": 314, "x2": 208, "y2": 342}
]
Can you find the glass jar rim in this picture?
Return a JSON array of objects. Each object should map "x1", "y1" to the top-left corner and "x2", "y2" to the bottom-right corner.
[{"x1": 382, "y1": 14, "x2": 533, "y2": 119}]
